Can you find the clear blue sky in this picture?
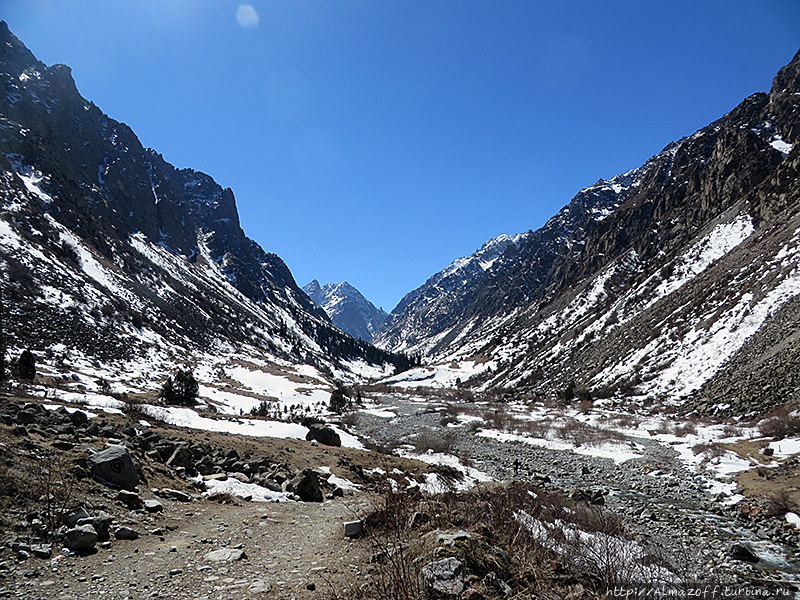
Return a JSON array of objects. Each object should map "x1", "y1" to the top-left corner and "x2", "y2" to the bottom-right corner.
[{"x1": 3, "y1": 1, "x2": 799, "y2": 312}]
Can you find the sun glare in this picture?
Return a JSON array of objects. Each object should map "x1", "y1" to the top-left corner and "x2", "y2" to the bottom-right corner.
[{"x1": 236, "y1": 4, "x2": 260, "y2": 30}]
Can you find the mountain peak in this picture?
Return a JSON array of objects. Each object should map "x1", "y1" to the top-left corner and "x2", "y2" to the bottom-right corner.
[
  {"x1": 303, "y1": 280, "x2": 387, "y2": 342},
  {"x1": 0, "y1": 22, "x2": 412, "y2": 383}
]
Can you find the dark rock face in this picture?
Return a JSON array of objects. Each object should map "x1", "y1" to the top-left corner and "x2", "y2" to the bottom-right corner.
[
  {"x1": 89, "y1": 445, "x2": 139, "y2": 491},
  {"x1": 374, "y1": 48, "x2": 800, "y2": 413}
]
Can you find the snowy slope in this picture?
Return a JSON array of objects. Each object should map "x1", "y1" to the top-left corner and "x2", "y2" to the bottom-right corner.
[
  {"x1": 0, "y1": 21, "x2": 413, "y2": 397},
  {"x1": 379, "y1": 49, "x2": 800, "y2": 414}
]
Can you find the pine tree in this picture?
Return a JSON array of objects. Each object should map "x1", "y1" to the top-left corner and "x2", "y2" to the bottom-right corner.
[
  {"x1": 17, "y1": 350, "x2": 36, "y2": 380},
  {"x1": 160, "y1": 368, "x2": 199, "y2": 406},
  {"x1": 329, "y1": 389, "x2": 348, "y2": 414}
]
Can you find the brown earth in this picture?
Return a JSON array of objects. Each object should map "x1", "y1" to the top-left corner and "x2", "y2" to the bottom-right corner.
[{"x1": 0, "y1": 399, "x2": 440, "y2": 600}]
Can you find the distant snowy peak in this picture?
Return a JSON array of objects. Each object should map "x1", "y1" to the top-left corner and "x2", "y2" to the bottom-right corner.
[{"x1": 303, "y1": 280, "x2": 387, "y2": 343}]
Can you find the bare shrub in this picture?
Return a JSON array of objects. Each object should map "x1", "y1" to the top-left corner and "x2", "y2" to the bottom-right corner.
[
  {"x1": 122, "y1": 399, "x2": 169, "y2": 425},
  {"x1": 0, "y1": 447, "x2": 81, "y2": 535},
  {"x1": 517, "y1": 418, "x2": 551, "y2": 439},
  {"x1": 672, "y1": 421, "x2": 698, "y2": 437},
  {"x1": 758, "y1": 404, "x2": 800, "y2": 440},
  {"x1": 340, "y1": 411, "x2": 360, "y2": 427},
  {"x1": 691, "y1": 442, "x2": 726, "y2": 459},
  {"x1": 720, "y1": 423, "x2": 742, "y2": 438},
  {"x1": 363, "y1": 439, "x2": 402, "y2": 456},
  {"x1": 361, "y1": 488, "x2": 424, "y2": 600},
  {"x1": 555, "y1": 418, "x2": 625, "y2": 447}
]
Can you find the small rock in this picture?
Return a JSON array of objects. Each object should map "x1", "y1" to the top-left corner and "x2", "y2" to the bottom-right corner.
[
  {"x1": 247, "y1": 579, "x2": 272, "y2": 594},
  {"x1": 144, "y1": 499, "x2": 164, "y2": 513},
  {"x1": 116, "y1": 490, "x2": 143, "y2": 509},
  {"x1": 204, "y1": 548, "x2": 247, "y2": 562},
  {"x1": 343, "y1": 520, "x2": 363, "y2": 538},
  {"x1": 114, "y1": 527, "x2": 140, "y2": 540},
  {"x1": 157, "y1": 489, "x2": 192, "y2": 502},
  {"x1": 61, "y1": 507, "x2": 90, "y2": 528},
  {"x1": 169, "y1": 569, "x2": 183, "y2": 576},
  {"x1": 30, "y1": 545, "x2": 52, "y2": 559},
  {"x1": 420, "y1": 557, "x2": 465, "y2": 596},
  {"x1": 436, "y1": 531, "x2": 471, "y2": 546},
  {"x1": 484, "y1": 571, "x2": 512, "y2": 596}
]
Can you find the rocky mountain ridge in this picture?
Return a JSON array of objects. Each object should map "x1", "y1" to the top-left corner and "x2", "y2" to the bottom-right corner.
[
  {"x1": 0, "y1": 21, "x2": 413, "y2": 383},
  {"x1": 377, "y1": 49, "x2": 800, "y2": 414},
  {"x1": 302, "y1": 280, "x2": 387, "y2": 342}
]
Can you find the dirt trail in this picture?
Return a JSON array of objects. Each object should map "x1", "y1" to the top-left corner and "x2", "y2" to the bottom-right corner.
[{"x1": 9, "y1": 495, "x2": 375, "y2": 600}]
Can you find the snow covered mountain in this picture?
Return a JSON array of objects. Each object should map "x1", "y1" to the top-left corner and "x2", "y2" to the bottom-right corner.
[
  {"x1": 0, "y1": 21, "x2": 413, "y2": 397},
  {"x1": 303, "y1": 280, "x2": 387, "y2": 342},
  {"x1": 377, "y1": 49, "x2": 800, "y2": 415}
]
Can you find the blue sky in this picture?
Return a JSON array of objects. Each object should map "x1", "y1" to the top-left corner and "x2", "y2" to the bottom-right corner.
[{"x1": 3, "y1": 1, "x2": 800, "y2": 312}]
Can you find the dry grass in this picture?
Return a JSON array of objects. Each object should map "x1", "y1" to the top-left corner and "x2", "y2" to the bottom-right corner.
[{"x1": 350, "y1": 481, "x2": 690, "y2": 598}]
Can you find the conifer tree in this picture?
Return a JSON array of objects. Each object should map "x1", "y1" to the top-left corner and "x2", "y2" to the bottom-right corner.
[
  {"x1": 160, "y1": 368, "x2": 199, "y2": 406},
  {"x1": 17, "y1": 350, "x2": 36, "y2": 380}
]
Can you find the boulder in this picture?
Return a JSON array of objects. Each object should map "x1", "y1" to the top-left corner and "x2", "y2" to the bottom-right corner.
[
  {"x1": 420, "y1": 557, "x2": 465, "y2": 596},
  {"x1": 343, "y1": 520, "x2": 363, "y2": 538},
  {"x1": 63, "y1": 524, "x2": 98, "y2": 553},
  {"x1": 61, "y1": 507, "x2": 90, "y2": 528},
  {"x1": 116, "y1": 490, "x2": 143, "y2": 509},
  {"x1": 305, "y1": 424, "x2": 341, "y2": 447},
  {"x1": 166, "y1": 445, "x2": 195, "y2": 471},
  {"x1": 283, "y1": 469, "x2": 323, "y2": 502},
  {"x1": 69, "y1": 410, "x2": 88, "y2": 427},
  {"x1": 89, "y1": 445, "x2": 139, "y2": 491},
  {"x1": 77, "y1": 512, "x2": 113, "y2": 542},
  {"x1": 155, "y1": 488, "x2": 192, "y2": 502}
]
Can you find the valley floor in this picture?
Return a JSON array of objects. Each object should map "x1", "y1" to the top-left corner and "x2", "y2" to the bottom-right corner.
[{"x1": 2, "y1": 386, "x2": 800, "y2": 598}]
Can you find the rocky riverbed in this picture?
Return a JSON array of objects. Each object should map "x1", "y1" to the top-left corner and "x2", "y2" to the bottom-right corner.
[{"x1": 352, "y1": 396, "x2": 800, "y2": 588}]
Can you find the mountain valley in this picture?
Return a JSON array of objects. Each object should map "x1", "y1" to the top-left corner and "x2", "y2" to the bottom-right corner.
[{"x1": 1, "y1": 20, "x2": 800, "y2": 598}]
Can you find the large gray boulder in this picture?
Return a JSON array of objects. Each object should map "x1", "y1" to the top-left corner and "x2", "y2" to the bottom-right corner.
[
  {"x1": 89, "y1": 445, "x2": 139, "y2": 490},
  {"x1": 420, "y1": 557, "x2": 465, "y2": 597}
]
